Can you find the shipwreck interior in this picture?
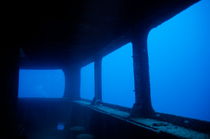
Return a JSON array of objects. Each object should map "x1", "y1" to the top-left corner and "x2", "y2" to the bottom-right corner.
[{"x1": 1, "y1": 0, "x2": 210, "y2": 138}]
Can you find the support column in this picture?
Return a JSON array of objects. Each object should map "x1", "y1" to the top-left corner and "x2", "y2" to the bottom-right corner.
[
  {"x1": 92, "y1": 57, "x2": 102, "y2": 104},
  {"x1": 63, "y1": 66, "x2": 80, "y2": 100},
  {"x1": 131, "y1": 31, "x2": 154, "y2": 117}
]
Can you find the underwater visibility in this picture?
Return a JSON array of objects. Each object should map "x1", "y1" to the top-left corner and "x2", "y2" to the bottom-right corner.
[
  {"x1": 19, "y1": 0, "x2": 210, "y2": 120},
  {"x1": 102, "y1": 43, "x2": 135, "y2": 108},
  {"x1": 80, "y1": 62, "x2": 95, "y2": 100},
  {"x1": 148, "y1": 0, "x2": 210, "y2": 122},
  {"x1": 18, "y1": 69, "x2": 65, "y2": 98}
]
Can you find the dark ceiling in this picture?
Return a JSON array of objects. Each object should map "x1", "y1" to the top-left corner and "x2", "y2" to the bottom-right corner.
[{"x1": 11, "y1": 0, "x2": 198, "y2": 68}]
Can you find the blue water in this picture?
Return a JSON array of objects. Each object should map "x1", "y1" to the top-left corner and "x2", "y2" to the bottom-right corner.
[
  {"x1": 102, "y1": 43, "x2": 135, "y2": 108},
  {"x1": 18, "y1": 69, "x2": 65, "y2": 98},
  {"x1": 80, "y1": 62, "x2": 95, "y2": 100},
  {"x1": 148, "y1": 0, "x2": 210, "y2": 122}
]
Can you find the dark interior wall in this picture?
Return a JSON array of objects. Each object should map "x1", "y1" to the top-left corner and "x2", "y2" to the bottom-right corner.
[
  {"x1": 17, "y1": 99, "x2": 178, "y2": 139},
  {"x1": 15, "y1": 0, "x2": 199, "y2": 69},
  {"x1": 1, "y1": 48, "x2": 19, "y2": 137},
  {"x1": 18, "y1": 99, "x2": 73, "y2": 130}
]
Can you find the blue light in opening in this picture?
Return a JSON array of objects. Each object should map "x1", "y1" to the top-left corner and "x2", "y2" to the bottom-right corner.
[
  {"x1": 18, "y1": 69, "x2": 65, "y2": 98},
  {"x1": 148, "y1": 0, "x2": 210, "y2": 122},
  {"x1": 102, "y1": 43, "x2": 135, "y2": 108},
  {"x1": 80, "y1": 63, "x2": 95, "y2": 100}
]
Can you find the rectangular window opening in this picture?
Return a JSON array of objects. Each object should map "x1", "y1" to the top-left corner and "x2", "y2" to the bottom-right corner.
[
  {"x1": 148, "y1": 0, "x2": 210, "y2": 122},
  {"x1": 102, "y1": 42, "x2": 135, "y2": 108},
  {"x1": 18, "y1": 69, "x2": 65, "y2": 98},
  {"x1": 80, "y1": 62, "x2": 95, "y2": 100}
]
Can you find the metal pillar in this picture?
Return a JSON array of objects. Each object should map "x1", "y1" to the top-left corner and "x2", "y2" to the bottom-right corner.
[
  {"x1": 92, "y1": 57, "x2": 102, "y2": 104},
  {"x1": 130, "y1": 31, "x2": 154, "y2": 117},
  {"x1": 63, "y1": 66, "x2": 80, "y2": 100}
]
